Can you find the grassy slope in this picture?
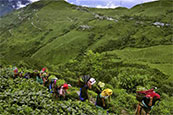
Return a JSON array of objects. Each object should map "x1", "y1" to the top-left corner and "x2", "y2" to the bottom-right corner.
[
  {"x1": 105, "y1": 45, "x2": 173, "y2": 79},
  {"x1": 130, "y1": 1, "x2": 170, "y2": 15},
  {"x1": 0, "y1": 0, "x2": 94, "y2": 64},
  {"x1": 129, "y1": 0, "x2": 173, "y2": 23},
  {"x1": 32, "y1": 30, "x2": 90, "y2": 64},
  {"x1": 0, "y1": 0, "x2": 172, "y2": 72},
  {"x1": 0, "y1": 0, "x2": 172, "y2": 114}
]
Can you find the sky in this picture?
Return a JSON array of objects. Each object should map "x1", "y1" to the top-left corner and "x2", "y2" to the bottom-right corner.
[
  {"x1": 65, "y1": 0, "x2": 158, "y2": 8},
  {"x1": 17, "y1": 0, "x2": 40, "y2": 9}
]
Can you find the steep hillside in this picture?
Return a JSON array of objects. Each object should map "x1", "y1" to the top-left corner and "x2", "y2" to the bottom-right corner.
[
  {"x1": 0, "y1": 0, "x2": 94, "y2": 65},
  {"x1": 0, "y1": 0, "x2": 172, "y2": 66},
  {"x1": 0, "y1": 0, "x2": 173, "y2": 114}
]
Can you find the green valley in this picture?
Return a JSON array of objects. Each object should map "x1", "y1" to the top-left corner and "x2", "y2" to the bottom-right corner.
[{"x1": 0, "y1": 0, "x2": 172, "y2": 114}]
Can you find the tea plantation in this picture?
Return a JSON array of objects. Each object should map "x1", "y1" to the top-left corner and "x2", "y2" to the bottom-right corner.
[{"x1": 0, "y1": 0, "x2": 173, "y2": 114}]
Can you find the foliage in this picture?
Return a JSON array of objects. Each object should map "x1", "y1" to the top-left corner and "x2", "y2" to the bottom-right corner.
[
  {"x1": 54, "y1": 50, "x2": 172, "y2": 114},
  {"x1": 109, "y1": 89, "x2": 137, "y2": 114},
  {"x1": 0, "y1": 68, "x2": 108, "y2": 114},
  {"x1": 0, "y1": 0, "x2": 172, "y2": 114},
  {"x1": 151, "y1": 96, "x2": 173, "y2": 115},
  {"x1": 117, "y1": 68, "x2": 151, "y2": 92}
]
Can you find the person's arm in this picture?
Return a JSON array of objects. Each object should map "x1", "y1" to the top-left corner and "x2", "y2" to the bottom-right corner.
[
  {"x1": 108, "y1": 96, "x2": 111, "y2": 102},
  {"x1": 62, "y1": 89, "x2": 65, "y2": 97},
  {"x1": 148, "y1": 97, "x2": 153, "y2": 106},
  {"x1": 102, "y1": 98, "x2": 105, "y2": 107},
  {"x1": 39, "y1": 73, "x2": 42, "y2": 77},
  {"x1": 65, "y1": 89, "x2": 70, "y2": 94},
  {"x1": 136, "y1": 103, "x2": 141, "y2": 115},
  {"x1": 42, "y1": 77, "x2": 46, "y2": 85},
  {"x1": 59, "y1": 87, "x2": 63, "y2": 96}
]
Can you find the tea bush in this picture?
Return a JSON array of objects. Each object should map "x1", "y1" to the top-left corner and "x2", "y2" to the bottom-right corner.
[{"x1": 0, "y1": 68, "x2": 111, "y2": 114}]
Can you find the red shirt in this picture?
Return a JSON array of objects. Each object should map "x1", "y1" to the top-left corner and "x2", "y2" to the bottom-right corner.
[
  {"x1": 137, "y1": 89, "x2": 160, "y2": 99},
  {"x1": 146, "y1": 92, "x2": 160, "y2": 99}
]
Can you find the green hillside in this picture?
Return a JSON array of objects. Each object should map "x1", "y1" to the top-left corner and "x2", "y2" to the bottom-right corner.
[
  {"x1": 0, "y1": 0, "x2": 172, "y2": 65},
  {"x1": 0, "y1": 0, "x2": 173, "y2": 114}
]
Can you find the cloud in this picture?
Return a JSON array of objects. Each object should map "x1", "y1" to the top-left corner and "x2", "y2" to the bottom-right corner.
[
  {"x1": 30, "y1": 0, "x2": 40, "y2": 2},
  {"x1": 96, "y1": 1, "x2": 119, "y2": 9},
  {"x1": 120, "y1": 0, "x2": 158, "y2": 3},
  {"x1": 16, "y1": 0, "x2": 40, "y2": 9},
  {"x1": 96, "y1": 4, "x2": 119, "y2": 9},
  {"x1": 65, "y1": 0, "x2": 158, "y2": 8},
  {"x1": 17, "y1": 1, "x2": 29, "y2": 9},
  {"x1": 69, "y1": 0, "x2": 157, "y2": 2}
]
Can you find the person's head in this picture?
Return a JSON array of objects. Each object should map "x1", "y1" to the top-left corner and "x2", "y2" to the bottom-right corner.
[
  {"x1": 14, "y1": 68, "x2": 18, "y2": 75},
  {"x1": 98, "y1": 81, "x2": 105, "y2": 88},
  {"x1": 82, "y1": 75, "x2": 90, "y2": 83},
  {"x1": 63, "y1": 83, "x2": 69, "y2": 90},
  {"x1": 50, "y1": 77, "x2": 57, "y2": 84},
  {"x1": 54, "y1": 79, "x2": 57, "y2": 85},
  {"x1": 87, "y1": 78, "x2": 96, "y2": 88},
  {"x1": 19, "y1": 72, "x2": 23, "y2": 77},
  {"x1": 42, "y1": 67, "x2": 48, "y2": 73},
  {"x1": 89, "y1": 78, "x2": 96, "y2": 85},
  {"x1": 102, "y1": 89, "x2": 113, "y2": 97},
  {"x1": 34, "y1": 70, "x2": 39, "y2": 74}
]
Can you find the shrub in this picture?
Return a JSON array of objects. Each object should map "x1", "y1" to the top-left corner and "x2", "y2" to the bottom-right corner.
[{"x1": 117, "y1": 68, "x2": 151, "y2": 92}]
